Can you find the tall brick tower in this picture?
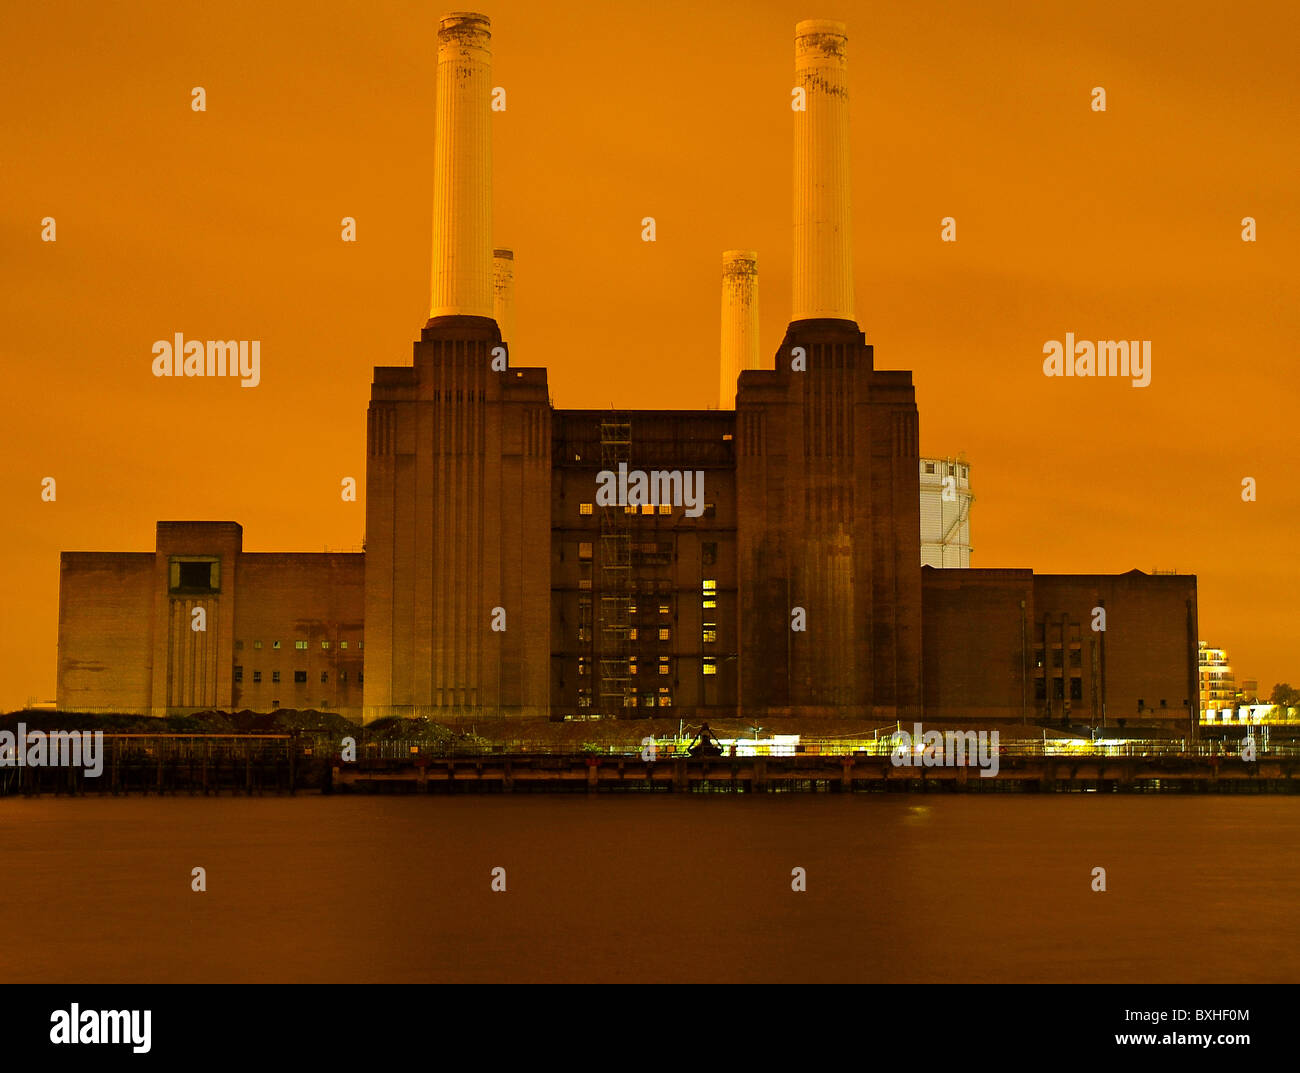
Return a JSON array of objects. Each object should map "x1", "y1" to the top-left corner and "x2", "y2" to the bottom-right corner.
[
  {"x1": 736, "y1": 19, "x2": 922, "y2": 720},
  {"x1": 364, "y1": 12, "x2": 551, "y2": 722}
]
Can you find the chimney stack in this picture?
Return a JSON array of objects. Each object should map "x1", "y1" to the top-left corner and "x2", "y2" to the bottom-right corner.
[
  {"x1": 792, "y1": 19, "x2": 854, "y2": 324},
  {"x1": 429, "y1": 12, "x2": 494, "y2": 323},
  {"x1": 719, "y1": 250, "x2": 759, "y2": 408},
  {"x1": 492, "y1": 248, "x2": 515, "y2": 349}
]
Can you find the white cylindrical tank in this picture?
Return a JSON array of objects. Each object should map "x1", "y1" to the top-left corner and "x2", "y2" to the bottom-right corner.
[{"x1": 919, "y1": 457, "x2": 974, "y2": 567}]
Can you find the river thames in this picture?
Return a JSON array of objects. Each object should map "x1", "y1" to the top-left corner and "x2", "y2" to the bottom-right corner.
[{"x1": 2, "y1": 794, "x2": 1296, "y2": 983}]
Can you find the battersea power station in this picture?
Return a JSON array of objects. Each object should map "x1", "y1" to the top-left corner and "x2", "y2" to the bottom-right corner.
[{"x1": 56, "y1": 14, "x2": 1201, "y2": 731}]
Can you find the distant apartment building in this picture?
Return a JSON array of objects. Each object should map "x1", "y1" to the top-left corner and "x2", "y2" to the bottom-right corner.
[
  {"x1": 920, "y1": 456, "x2": 973, "y2": 568},
  {"x1": 1198, "y1": 641, "x2": 1237, "y2": 714}
]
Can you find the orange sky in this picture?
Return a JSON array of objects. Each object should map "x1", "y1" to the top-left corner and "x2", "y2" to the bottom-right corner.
[{"x1": 2, "y1": 0, "x2": 1297, "y2": 710}]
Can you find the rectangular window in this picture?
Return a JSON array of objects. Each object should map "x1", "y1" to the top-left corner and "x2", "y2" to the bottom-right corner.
[
  {"x1": 703, "y1": 598, "x2": 717, "y2": 610},
  {"x1": 320, "y1": 672, "x2": 328, "y2": 684},
  {"x1": 702, "y1": 542, "x2": 717, "y2": 566},
  {"x1": 253, "y1": 670, "x2": 262, "y2": 684},
  {"x1": 703, "y1": 658, "x2": 717, "y2": 676},
  {"x1": 578, "y1": 657, "x2": 587, "y2": 677},
  {"x1": 658, "y1": 658, "x2": 670, "y2": 676},
  {"x1": 253, "y1": 640, "x2": 263, "y2": 650},
  {"x1": 339, "y1": 671, "x2": 348, "y2": 683},
  {"x1": 580, "y1": 503, "x2": 594, "y2": 515},
  {"x1": 295, "y1": 640, "x2": 308, "y2": 650},
  {"x1": 703, "y1": 504, "x2": 716, "y2": 518},
  {"x1": 629, "y1": 628, "x2": 638, "y2": 640},
  {"x1": 702, "y1": 579, "x2": 716, "y2": 593},
  {"x1": 640, "y1": 504, "x2": 655, "y2": 515},
  {"x1": 578, "y1": 542, "x2": 593, "y2": 560},
  {"x1": 658, "y1": 627, "x2": 670, "y2": 641},
  {"x1": 358, "y1": 672, "x2": 364, "y2": 684},
  {"x1": 659, "y1": 602, "x2": 670, "y2": 614},
  {"x1": 233, "y1": 666, "x2": 243, "y2": 683},
  {"x1": 235, "y1": 640, "x2": 244, "y2": 651},
  {"x1": 702, "y1": 624, "x2": 717, "y2": 644},
  {"x1": 339, "y1": 641, "x2": 348, "y2": 649},
  {"x1": 168, "y1": 557, "x2": 220, "y2": 594},
  {"x1": 658, "y1": 504, "x2": 672, "y2": 515},
  {"x1": 321, "y1": 641, "x2": 331, "y2": 650},
  {"x1": 272, "y1": 670, "x2": 281, "y2": 683},
  {"x1": 273, "y1": 640, "x2": 281, "y2": 650},
  {"x1": 294, "y1": 670, "x2": 306, "y2": 683},
  {"x1": 1070, "y1": 677, "x2": 1083, "y2": 701}
]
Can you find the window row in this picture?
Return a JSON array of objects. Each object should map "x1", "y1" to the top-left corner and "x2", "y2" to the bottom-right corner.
[
  {"x1": 234, "y1": 668, "x2": 363, "y2": 685},
  {"x1": 235, "y1": 639, "x2": 362, "y2": 651}
]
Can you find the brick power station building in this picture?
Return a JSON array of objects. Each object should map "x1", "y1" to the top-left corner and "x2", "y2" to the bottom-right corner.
[{"x1": 56, "y1": 14, "x2": 1201, "y2": 731}]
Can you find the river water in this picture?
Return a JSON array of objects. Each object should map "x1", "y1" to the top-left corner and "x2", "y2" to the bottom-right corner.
[{"x1": 1, "y1": 794, "x2": 1296, "y2": 983}]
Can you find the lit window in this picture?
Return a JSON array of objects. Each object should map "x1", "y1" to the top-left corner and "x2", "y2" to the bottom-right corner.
[
  {"x1": 340, "y1": 671, "x2": 348, "y2": 683},
  {"x1": 703, "y1": 625, "x2": 717, "y2": 644},
  {"x1": 702, "y1": 579, "x2": 716, "y2": 593},
  {"x1": 580, "y1": 503, "x2": 594, "y2": 515},
  {"x1": 629, "y1": 628, "x2": 639, "y2": 640},
  {"x1": 272, "y1": 640, "x2": 281, "y2": 649},
  {"x1": 295, "y1": 640, "x2": 308, "y2": 650},
  {"x1": 703, "y1": 659, "x2": 717, "y2": 676},
  {"x1": 339, "y1": 641, "x2": 347, "y2": 649},
  {"x1": 624, "y1": 505, "x2": 638, "y2": 515},
  {"x1": 578, "y1": 658, "x2": 587, "y2": 677},
  {"x1": 658, "y1": 504, "x2": 672, "y2": 515},
  {"x1": 658, "y1": 627, "x2": 670, "y2": 641},
  {"x1": 641, "y1": 504, "x2": 655, "y2": 515},
  {"x1": 358, "y1": 641, "x2": 363, "y2": 650},
  {"x1": 321, "y1": 641, "x2": 330, "y2": 650},
  {"x1": 659, "y1": 658, "x2": 670, "y2": 676},
  {"x1": 579, "y1": 579, "x2": 592, "y2": 591},
  {"x1": 579, "y1": 542, "x2": 593, "y2": 560},
  {"x1": 703, "y1": 599, "x2": 717, "y2": 609},
  {"x1": 253, "y1": 640, "x2": 262, "y2": 650},
  {"x1": 659, "y1": 602, "x2": 670, "y2": 614}
]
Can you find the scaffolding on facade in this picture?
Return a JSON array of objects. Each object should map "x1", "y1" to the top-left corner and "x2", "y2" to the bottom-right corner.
[{"x1": 597, "y1": 416, "x2": 635, "y2": 715}]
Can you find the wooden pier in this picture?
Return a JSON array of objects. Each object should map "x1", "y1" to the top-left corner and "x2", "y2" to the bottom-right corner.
[
  {"x1": 331, "y1": 752, "x2": 1300, "y2": 794},
  {"x1": 0, "y1": 734, "x2": 311, "y2": 797}
]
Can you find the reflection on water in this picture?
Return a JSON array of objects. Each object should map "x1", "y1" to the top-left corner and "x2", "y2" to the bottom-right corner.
[{"x1": 1, "y1": 795, "x2": 1297, "y2": 982}]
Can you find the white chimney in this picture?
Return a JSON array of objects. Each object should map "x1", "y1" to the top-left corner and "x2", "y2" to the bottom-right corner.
[
  {"x1": 792, "y1": 19, "x2": 854, "y2": 323},
  {"x1": 719, "y1": 250, "x2": 759, "y2": 408},
  {"x1": 492, "y1": 248, "x2": 515, "y2": 348},
  {"x1": 429, "y1": 12, "x2": 494, "y2": 321}
]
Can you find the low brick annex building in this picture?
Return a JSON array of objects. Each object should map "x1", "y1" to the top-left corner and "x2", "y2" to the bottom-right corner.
[{"x1": 56, "y1": 14, "x2": 1199, "y2": 731}]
